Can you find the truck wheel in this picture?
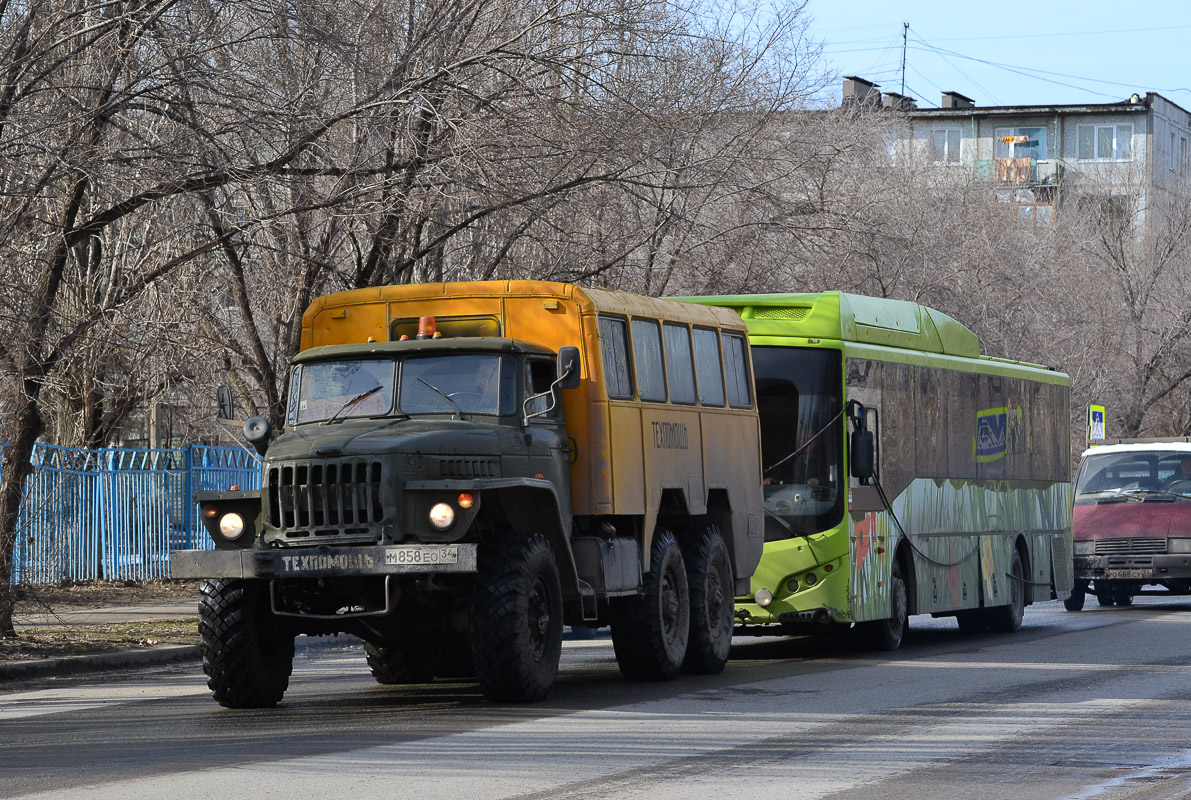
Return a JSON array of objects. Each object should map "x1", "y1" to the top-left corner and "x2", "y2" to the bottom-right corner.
[
  {"x1": 990, "y1": 549, "x2": 1026, "y2": 633},
  {"x1": 1095, "y1": 583, "x2": 1115, "y2": 607},
  {"x1": 611, "y1": 528, "x2": 690, "y2": 681},
  {"x1": 364, "y1": 641, "x2": 437, "y2": 685},
  {"x1": 681, "y1": 525, "x2": 733, "y2": 675},
  {"x1": 1114, "y1": 586, "x2": 1134, "y2": 606},
  {"x1": 857, "y1": 556, "x2": 907, "y2": 650},
  {"x1": 199, "y1": 578, "x2": 295, "y2": 709},
  {"x1": 469, "y1": 533, "x2": 563, "y2": 702}
]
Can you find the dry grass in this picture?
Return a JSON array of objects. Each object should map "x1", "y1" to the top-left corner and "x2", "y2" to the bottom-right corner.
[{"x1": 4, "y1": 580, "x2": 200, "y2": 663}]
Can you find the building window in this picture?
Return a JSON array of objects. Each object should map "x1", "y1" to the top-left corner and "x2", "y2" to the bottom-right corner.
[
  {"x1": 994, "y1": 127, "x2": 1046, "y2": 160},
  {"x1": 1182, "y1": 136, "x2": 1188, "y2": 175},
  {"x1": 929, "y1": 128, "x2": 961, "y2": 164},
  {"x1": 1078, "y1": 124, "x2": 1132, "y2": 161},
  {"x1": 1171, "y1": 131, "x2": 1178, "y2": 171}
]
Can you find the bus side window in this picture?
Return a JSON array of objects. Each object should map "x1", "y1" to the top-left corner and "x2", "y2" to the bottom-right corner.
[
  {"x1": 598, "y1": 315, "x2": 634, "y2": 399},
  {"x1": 631, "y1": 318, "x2": 667, "y2": 402},
  {"x1": 692, "y1": 327, "x2": 725, "y2": 406},
  {"x1": 723, "y1": 332, "x2": 753, "y2": 408},
  {"x1": 662, "y1": 323, "x2": 696, "y2": 405}
]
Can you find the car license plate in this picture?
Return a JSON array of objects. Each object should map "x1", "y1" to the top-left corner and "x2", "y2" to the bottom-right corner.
[{"x1": 384, "y1": 545, "x2": 460, "y2": 566}]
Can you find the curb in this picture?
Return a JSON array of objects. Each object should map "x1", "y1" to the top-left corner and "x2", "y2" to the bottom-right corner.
[{"x1": 0, "y1": 644, "x2": 202, "y2": 681}]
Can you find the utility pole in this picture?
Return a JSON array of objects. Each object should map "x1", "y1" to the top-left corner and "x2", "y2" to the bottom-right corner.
[{"x1": 901, "y1": 22, "x2": 909, "y2": 97}]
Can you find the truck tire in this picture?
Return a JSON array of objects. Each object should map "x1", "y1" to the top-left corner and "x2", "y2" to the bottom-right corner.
[
  {"x1": 681, "y1": 525, "x2": 733, "y2": 675},
  {"x1": 469, "y1": 533, "x2": 563, "y2": 702},
  {"x1": 199, "y1": 578, "x2": 295, "y2": 709},
  {"x1": 611, "y1": 527, "x2": 690, "y2": 681},
  {"x1": 1064, "y1": 583, "x2": 1086, "y2": 612},
  {"x1": 364, "y1": 641, "x2": 437, "y2": 685}
]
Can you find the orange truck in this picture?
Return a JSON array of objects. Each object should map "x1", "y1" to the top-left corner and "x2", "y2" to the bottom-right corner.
[{"x1": 175, "y1": 281, "x2": 763, "y2": 707}]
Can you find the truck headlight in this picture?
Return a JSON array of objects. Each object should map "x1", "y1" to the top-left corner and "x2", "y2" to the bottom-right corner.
[
  {"x1": 429, "y1": 502, "x2": 455, "y2": 530},
  {"x1": 1169, "y1": 539, "x2": 1191, "y2": 554},
  {"x1": 219, "y1": 512, "x2": 246, "y2": 540},
  {"x1": 1073, "y1": 540, "x2": 1094, "y2": 555}
]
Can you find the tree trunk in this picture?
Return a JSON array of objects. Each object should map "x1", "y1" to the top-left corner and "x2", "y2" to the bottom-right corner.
[{"x1": 0, "y1": 382, "x2": 45, "y2": 637}]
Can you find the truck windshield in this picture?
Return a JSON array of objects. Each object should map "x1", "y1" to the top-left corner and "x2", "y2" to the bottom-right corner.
[
  {"x1": 293, "y1": 359, "x2": 396, "y2": 424},
  {"x1": 290, "y1": 354, "x2": 515, "y2": 424},
  {"x1": 751, "y1": 345, "x2": 845, "y2": 539},
  {"x1": 1075, "y1": 450, "x2": 1191, "y2": 500}
]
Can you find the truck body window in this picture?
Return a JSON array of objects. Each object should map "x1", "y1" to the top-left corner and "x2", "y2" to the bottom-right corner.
[
  {"x1": 631, "y1": 318, "x2": 667, "y2": 402},
  {"x1": 692, "y1": 327, "x2": 725, "y2": 407},
  {"x1": 598, "y1": 315, "x2": 634, "y2": 399},
  {"x1": 663, "y1": 323, "x2": 696, "y2": 405}
]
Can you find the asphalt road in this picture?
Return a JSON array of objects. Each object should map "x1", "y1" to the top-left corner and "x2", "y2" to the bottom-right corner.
[{"x1": 5, "y1": 596, "x2": 1191, "y2": 800}]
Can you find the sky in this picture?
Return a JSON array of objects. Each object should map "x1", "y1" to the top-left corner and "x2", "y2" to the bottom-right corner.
[{"x1": 805, "y1": 0, "x2": 1191, "y2": 109}]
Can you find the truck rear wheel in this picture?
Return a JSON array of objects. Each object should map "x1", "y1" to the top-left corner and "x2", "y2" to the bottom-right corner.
[
  {"x1": 199, "y1": 578, "x2": 295, "y2": 709},
  {"x1": 469, "y1": 533, "x2": 563, "y2": 702},
  {"x1": 681, "y1": 525, "x2": 733, "y2": 675},
  {"x1": 611, "y1": 527, "x2": 690, "y2": 681},
  {"x1": 364, "y1": 641, "x2": 437, "y2": 685}
]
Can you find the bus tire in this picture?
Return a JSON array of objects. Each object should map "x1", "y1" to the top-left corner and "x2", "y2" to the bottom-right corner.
[
  {"x1": 199, "y1": 578, "x2": 295, "y2": 709},
  {"x1": 990, "y1": 549, "x2": 1026, "y2": 633},
  {"x1": 681, "y1": 524, "x2": 734, "y2": 675},
  {"x1": 858, "y1": 557, "x2": 907, "y2": 651},
  {"x1": 1063, "y1": 584, "x2": 1086, "y2": 612},
  {"x1": 469, "y1": 533, "x2": 563, "y2": 703},
  {"x1": 611, "y1": 528, "x2": 690, "y2": 681}
]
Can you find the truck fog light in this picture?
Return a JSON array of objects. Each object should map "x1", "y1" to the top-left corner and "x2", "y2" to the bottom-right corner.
[
  {"x1": 429, "y1": 502, "x2": 455, "y2": 530},
  {"x1": 457, "y1": 492, "x2": 475, "y2": 509},
  {"x1": 754, "y1": 588, "x2": 773, "y2": 607},
  {"x1": 219, "y1": 512, "x2": 246, "y2": 540}
]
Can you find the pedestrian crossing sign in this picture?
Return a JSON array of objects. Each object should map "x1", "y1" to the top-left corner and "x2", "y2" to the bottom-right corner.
[{"x1": 1088, "y1": 404, "x2": 1106, "y2": 442}]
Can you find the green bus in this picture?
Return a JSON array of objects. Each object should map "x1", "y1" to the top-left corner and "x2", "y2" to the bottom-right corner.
[{"x1": 680, "y1": 291, "x2": 1073, "y2": 649}]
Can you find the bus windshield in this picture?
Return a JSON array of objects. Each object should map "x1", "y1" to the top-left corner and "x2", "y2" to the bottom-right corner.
[
  {"x1": 751, "y1": 346, "x2": 845, "y2": 539},
  {"x1": 290, "y1": 354, "x2": 514, "y2": 424},
  {"x1": 1075, "y1": 449, "x2": 1191, "y2": 501}
]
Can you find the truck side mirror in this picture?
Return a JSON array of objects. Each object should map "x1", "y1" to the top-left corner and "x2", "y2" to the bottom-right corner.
[
  {"x1": 244, "y1": 416, "x2": 273, "y2": 457},
  {"x1": 557, "y1": 346, "x2": 581, "y2": 390},
  {"x1": 217, "y1": 385, "x2": 234, "y2": 421},
  {"x1": 850, "y1": 429, "x2": 875, "y2": 480}
]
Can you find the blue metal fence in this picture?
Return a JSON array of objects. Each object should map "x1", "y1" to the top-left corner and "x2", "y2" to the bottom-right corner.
[{"x1": 2, "y1": 443, "x2": 260, "y2": 585}]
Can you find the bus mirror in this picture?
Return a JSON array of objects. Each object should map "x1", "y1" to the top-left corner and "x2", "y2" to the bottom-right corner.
[
  {"x1": 557, "y1": 346, "x2": 581, "y2": 390},
  {"x1": 217, "y1": 385, "x2": 234, "y2": 421},
  {"x1": 850, "y1": 429, "x2": 875, "y2": 479}
]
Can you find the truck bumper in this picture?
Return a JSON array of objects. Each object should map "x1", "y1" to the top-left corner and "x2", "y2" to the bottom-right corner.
[
  {"x1": 172, "y1": 543, "x2": 478, "y2": 579},
  {"x1": 1074, "y1": 554, "x2": 1191, "y2": 582}
]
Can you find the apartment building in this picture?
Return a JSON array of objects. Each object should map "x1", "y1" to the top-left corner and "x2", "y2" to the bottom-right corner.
[{"x1": 843, "y1": 76, "x2": 1191, "y2": 228}]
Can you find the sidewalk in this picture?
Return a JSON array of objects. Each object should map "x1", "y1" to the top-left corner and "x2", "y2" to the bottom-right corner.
[{"x1": 3, "y1": 600, "x2": 202, "y2": 682}]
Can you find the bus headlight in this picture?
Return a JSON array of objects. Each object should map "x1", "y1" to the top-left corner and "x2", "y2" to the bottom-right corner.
[
  {"x1": 429, "y1": 502, "x2": 456, "y2": 530},
  {"x1": 218, "y1": 512, "x2": 246, "y2": 540},
  {"x1": 754, "y1": 588, "x2": 773, "y2": 607}
]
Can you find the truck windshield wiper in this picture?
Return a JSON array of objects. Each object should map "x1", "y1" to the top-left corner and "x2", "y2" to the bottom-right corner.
[
  {"x1": 417, "y1": 377, "x2": 463, "y2": 419},
  {"x1": 323, "y1": 385, "x2": 382, "y2": 425}
]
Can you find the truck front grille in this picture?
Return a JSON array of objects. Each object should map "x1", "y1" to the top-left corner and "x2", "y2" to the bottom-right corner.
[
  {"x1": 266, "y1": 459, "x2": 384, "y2": 540},
  {"x1": 1094, "y1": 538, "x2": 1166, "y2": 555}
]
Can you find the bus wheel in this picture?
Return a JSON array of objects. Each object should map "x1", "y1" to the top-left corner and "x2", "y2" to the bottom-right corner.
[
  {"x1": 469, "y1": 533, "x2": 563, "y2": 702},
  {"x1": 611, "y1": 528, "x2": 690, "y2": 681},
  {"x1": 681, "y1": 525, "x2": 734, "y2": 675},
  {"x1": 990, "y1": 549, "x2": 1026, "y2": 633},
  {"x1": 1114, "y1": 586, "x2": 1134, "y2": 606},
  {"x1": 1063, "y1": 584, "x2": 1086, "y2": 612},
  {"x1": 858, "y1": 557, "x2": 907, "y2": 651},
  {"x1": 199, "y1": 578, "x2": 295, "y2": 709}
]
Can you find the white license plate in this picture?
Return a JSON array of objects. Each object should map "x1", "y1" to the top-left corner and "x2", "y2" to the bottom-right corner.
[
  {"x1": 384, "y1": 545, "x2": 460, "y2": 566},
  {"x1": 1106, "y1": 569, "x2": 1151, "y2": 579}
]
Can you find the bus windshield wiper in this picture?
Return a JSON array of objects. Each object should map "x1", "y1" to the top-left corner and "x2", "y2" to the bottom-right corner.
[{"x1": 323, "y1": 385, "x2": 382, "y2": 425}]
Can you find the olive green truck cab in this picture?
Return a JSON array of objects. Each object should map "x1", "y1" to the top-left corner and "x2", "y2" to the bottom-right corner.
[{"x1": 174, "y1": 281, "x2": 763, "y2": 707}]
